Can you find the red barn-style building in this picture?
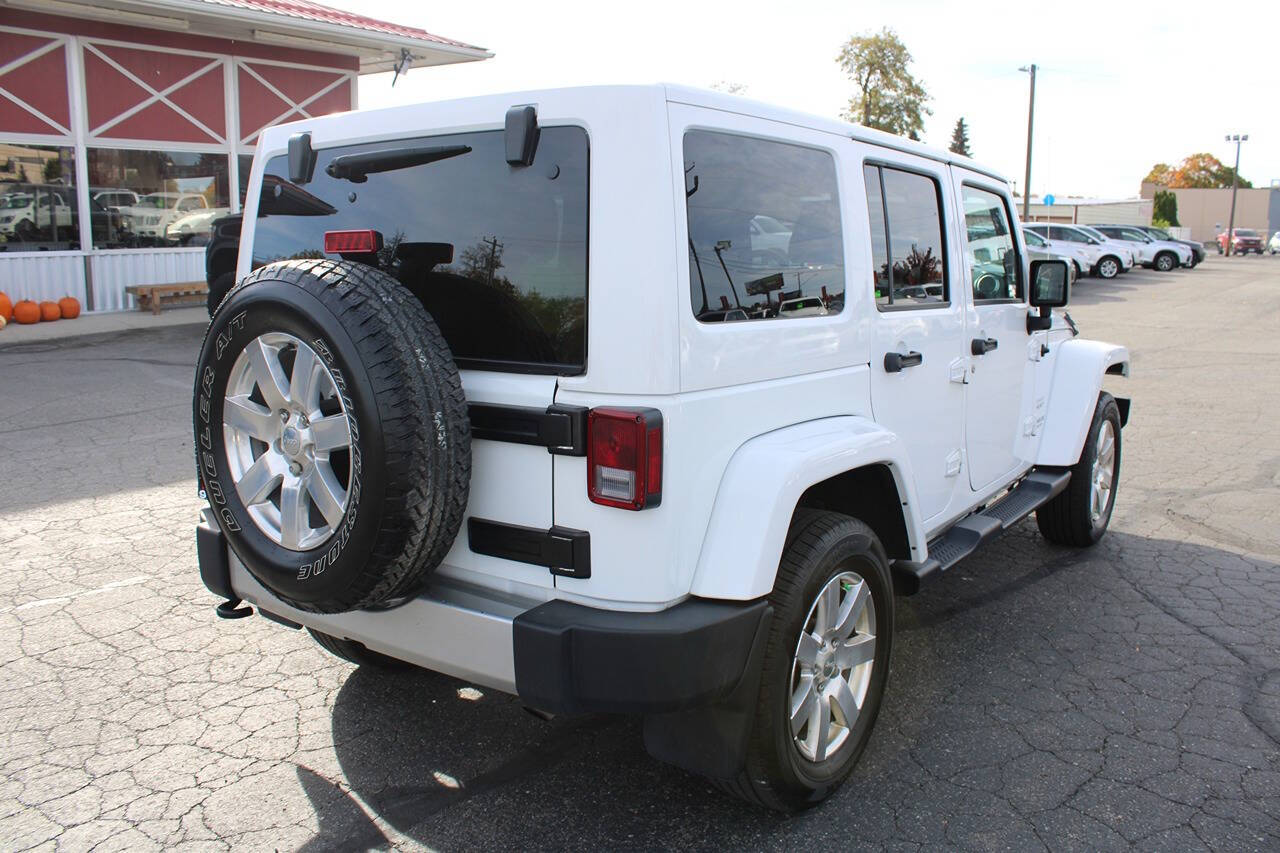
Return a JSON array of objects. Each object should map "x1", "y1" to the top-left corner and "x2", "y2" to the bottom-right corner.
[{"x1": 0, "y1": 0, "x2": 489, "y2": 310}]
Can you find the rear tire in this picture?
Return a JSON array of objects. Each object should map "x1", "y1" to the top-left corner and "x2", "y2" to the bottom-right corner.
[
  {"x1": 717, "y1": 510, "x2": 894, "y2": 812},
  {"x1": 1036, "y1": 393, "x2": 1122, "y2": 547},
  {"x1": 309, "y1": 629, "x2": 413, "y2": 670}
]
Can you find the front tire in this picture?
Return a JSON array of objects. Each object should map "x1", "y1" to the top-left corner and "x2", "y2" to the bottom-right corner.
[
  {"x1": 719, "y1": 511, "x2": 894, "y2": 812},
  {"x1": 1095, "y1": 256, "x2": 1120, "y2": 279},
  {"x1": 1036, "y1": 393, "x2": 1122, "y2": 547},
  {"x1": 1154, "y1": 252, "x2": 1177, "y2": 272}
]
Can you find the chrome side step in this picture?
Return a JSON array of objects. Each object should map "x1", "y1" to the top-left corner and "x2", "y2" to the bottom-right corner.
[{"x1": 892, "y1": 469, "x2": 1071, "y2": 595}]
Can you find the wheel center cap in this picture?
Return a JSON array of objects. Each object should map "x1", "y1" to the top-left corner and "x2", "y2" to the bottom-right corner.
[
  {"x1": 281, "y1": 425, "x2": 301, "y2": 457},
  {"x1": 822, "y1": 660, "x2": 837, "y2": 679}
]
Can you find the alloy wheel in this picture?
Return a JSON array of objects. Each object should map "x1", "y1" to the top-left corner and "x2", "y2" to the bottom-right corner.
[
  {"x1": 1090, "y1": 420, "x2": 1116, "y2": 527},
  {"x1": 223, "y1": 332, "x2": 354, "y2": 551},
  {"x1": 788, "y1": 571, "x2": 877, "y2": 763}
]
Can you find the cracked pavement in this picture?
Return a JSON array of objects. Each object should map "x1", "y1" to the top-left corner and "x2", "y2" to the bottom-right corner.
[{"x1": 1, "y1": 256, "x2": 1278, "y2": 850}]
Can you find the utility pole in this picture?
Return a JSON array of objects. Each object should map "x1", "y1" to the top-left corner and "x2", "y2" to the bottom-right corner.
[
  {"x1": 482, "y1": 235, "x2": 502, "y2": 285},
  {"x1": 1224, "y1": 134, "x2": 1248, "y2": 256},
  {"x1": 1019, "y1": 64, "x2": 1036, "y2": 221}
]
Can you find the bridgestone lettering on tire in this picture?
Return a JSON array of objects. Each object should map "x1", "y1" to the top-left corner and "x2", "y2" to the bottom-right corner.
[{"x1": 193, "y1": 259, "x2": 471, "y2": 613}]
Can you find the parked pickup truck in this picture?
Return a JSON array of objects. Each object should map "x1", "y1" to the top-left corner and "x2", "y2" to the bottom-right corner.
[{"x1": 194, "y1": 85, "x2": 1129, "y2": 811}]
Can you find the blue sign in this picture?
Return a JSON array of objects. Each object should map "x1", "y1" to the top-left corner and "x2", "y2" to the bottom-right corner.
[{"x1": 1044, "y1": 194, "x2": 1056, "y2": 206}]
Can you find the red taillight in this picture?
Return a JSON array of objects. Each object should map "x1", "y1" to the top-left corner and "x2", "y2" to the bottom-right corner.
[
  {"x1": 324, "y1": 229, "x2": 382, "y2": 254},
  {"x1": 587, "y1": 407, "x2": 663, "y2": 510}
]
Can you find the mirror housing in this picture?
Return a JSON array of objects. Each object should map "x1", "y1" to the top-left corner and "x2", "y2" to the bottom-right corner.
[{"x1": 1027, "y1": 259, "x2": 1069, "y2": 332}]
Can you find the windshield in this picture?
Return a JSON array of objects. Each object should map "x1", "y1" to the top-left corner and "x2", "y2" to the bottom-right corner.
[
  {"x1": 1077, "y1": 226, "x2": 1108, "y2": 241},
  {"x1": 137, "y1": 195, "x2": 176, "y2": 209},
  {"x1": 1234, "y1": 229, "x2": 1257, "y2": 237},
  {"x1": 783, "y1": 298, "x2": 822, "y2": 310},
  {"x1": 1148, "y1": 227, "x2": 1172, "y2": 240},
  {"x1": 252, "y1": 127, "x2": 589, "y2": 373},
  {"x1": 0, "y1": 195, "x2": 31, "y2": 209}
]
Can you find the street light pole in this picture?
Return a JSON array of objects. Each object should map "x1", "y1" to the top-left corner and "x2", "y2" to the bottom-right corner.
[
  {"x1": 1224, "y1": 133, "x2": 1248, "y2": 256},
  {"x1": 1019, "y1": 64, "x2": 1036, "y2": 221}
]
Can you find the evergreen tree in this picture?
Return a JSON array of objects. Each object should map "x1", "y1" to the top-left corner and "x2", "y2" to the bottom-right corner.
[
  {"x1": 1152, "y1": 190, "x2": 1179, "y2": 227},
  {"x1": 948, "y1": 118, "x2": 972, "y2": 157}
]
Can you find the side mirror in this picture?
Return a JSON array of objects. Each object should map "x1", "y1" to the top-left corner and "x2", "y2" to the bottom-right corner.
[
  {"x1": 1030, "y1": 259, "x2": 1069, "y2": 307},
  {"x1": 1027, "y1": 259, "x2": 1068, "y2": 332}
]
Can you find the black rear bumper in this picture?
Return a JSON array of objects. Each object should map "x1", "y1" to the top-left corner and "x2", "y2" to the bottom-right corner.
[{"x1": 513, "y1": 597, "x2": 772, "y2": 715}]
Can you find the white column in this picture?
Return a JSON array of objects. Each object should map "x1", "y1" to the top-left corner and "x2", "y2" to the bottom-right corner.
[
  {"x1": 225, "y1": 57, "x2": 241, "y2": 214},
  {"x1": 66, "y1": 35, "x2": 91, "y2": 254}
]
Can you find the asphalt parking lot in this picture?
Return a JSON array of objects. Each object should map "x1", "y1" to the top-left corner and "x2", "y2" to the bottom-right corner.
[{"x1": 2, "y1": 255, "x2": 1278, "y2": 851}]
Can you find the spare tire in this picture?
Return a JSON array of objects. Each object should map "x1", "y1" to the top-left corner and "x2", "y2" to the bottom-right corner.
[{"x1": 193, "y1": 259, "x2": 470, "y2": 613}]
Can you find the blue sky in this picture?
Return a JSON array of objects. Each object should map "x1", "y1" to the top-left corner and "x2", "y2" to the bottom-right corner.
[{"x1": 339, "y1": 0, "x2": 1279, "y2": 199}]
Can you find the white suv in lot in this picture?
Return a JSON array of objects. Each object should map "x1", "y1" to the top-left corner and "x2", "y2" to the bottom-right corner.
[
  {"x1": 1088, "y1": 224, "x2": 1192, "y2": 271},
  {"x1": 195, "y1": 85, "x2": 1129, "y2": 811},
  {"x1": 1024, "y1": 223, "x2": 1134, "y2": 279}
]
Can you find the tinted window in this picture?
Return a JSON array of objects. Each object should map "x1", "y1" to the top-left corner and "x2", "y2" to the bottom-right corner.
[
  {"x1": 252, "y1": 127, "x2": 588, "y2": 373},
  {"x1": 864, "y1": 164, "x2": 947, "y2": 307},
  {"x1": 962, "y1": 185, "x2": 1022, "y2": 301},
  {"x1": 684, "y1": 131, "x2": 843, "y2": 322},
  {"x1": 1022, "y1": 229, "x2": 1047, "y2": 248}
]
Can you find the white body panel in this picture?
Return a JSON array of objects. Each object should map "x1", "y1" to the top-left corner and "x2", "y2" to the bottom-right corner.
[
  {"x1": 1036, "y1": 339, "x2": 1129, "y2": 466},
  {"x1": 688, "y1": 417, "x2": 924, "y2": 601},
  {"x1": 229, "y1": 83, "x2": 1128, "y2": 618}
]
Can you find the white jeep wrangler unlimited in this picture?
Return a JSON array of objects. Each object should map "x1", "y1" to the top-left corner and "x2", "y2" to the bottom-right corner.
[{"x1": 194, "y1": 85, "x2": 1129, "y2": 811}]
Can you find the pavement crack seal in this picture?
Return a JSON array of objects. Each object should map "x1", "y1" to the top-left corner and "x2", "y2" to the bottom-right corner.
[{"x1": 2, "y1": 575, "x2": 150, "y2": 613}]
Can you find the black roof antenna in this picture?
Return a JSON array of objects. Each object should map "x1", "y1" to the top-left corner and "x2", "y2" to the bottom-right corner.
[{"x1": 391, "y1": 48, "x2": 412, "y2": 87}]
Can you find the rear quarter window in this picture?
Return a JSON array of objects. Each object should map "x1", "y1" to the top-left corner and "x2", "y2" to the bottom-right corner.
[{"x1": 252, "y1": 126, "x2": 589, "y2": 374}]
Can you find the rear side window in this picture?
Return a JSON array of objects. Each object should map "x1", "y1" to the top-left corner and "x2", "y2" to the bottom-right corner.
[
  {"x1": 684, "y1": 131, "x2": 844, "y2": 322},
  {"x1": 863, "y1": 164, "x2": 947, "y2": 308},
  {"x1": 252, "y1": 127, "x2": 588, "y2": 374}
]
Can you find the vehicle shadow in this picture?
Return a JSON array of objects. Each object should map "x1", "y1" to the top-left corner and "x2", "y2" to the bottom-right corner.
[
  {"x1": 294, "y1": 526, "x2": 1280, "y2": 849},
  {"x1": 0, "y1": 324, "x2": 205, "y2": 515}
]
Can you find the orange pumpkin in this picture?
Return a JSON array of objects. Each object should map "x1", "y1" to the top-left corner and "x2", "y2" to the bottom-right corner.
[
  {"x1": 39, "y1": 301, "x2": 61, "y2": 322},
  {"x1": 57, "y1": 296, "x2": 81, "y2": 319},
  {"x1": 0, "y1": 291, "x2": 12, "y2": 322},
  {"x1": 13, "y1": 300, "x2": 40, "y2": 324}
]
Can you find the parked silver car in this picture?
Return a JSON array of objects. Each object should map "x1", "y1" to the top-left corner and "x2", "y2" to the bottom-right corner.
[{"x1": 1023, "y1": 223, "x2": 1134, "y2": 279}]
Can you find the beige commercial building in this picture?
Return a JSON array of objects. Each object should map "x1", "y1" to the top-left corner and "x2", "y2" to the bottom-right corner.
[
  {"x1": 1141, "y1": 182, "x2": 1280, "y2": 244},
  {"x1": 1022, "y1": 197, "x2": 1153, "y2": 227}
]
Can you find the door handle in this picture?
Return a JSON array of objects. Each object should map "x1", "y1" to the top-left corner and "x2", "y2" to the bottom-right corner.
[
  {"x1": 971, "y1": 337, "x2": 999, "y2": 356},
  {"x1": 883, "y1": 350, "x2": 923, "y2": 373}
]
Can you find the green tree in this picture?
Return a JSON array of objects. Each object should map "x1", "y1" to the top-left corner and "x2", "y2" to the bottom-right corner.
[
  {"x1": 42, "y1": 158, "x2": 62, "y2": 183},
  {"x1": 1143, "y1": 163, "x2": 1174, "y2": 185},
  {"x1": 1152, "y1": 190, "x2": 1179, "y2": 227},
  {"x1": 948, "y1": 117, "x2": 972, "y2": 157},
  {"x1": 836, "y1": 27, "x2": 931, "y2": 138}
]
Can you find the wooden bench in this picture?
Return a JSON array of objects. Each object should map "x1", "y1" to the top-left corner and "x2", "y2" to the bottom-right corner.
[{"x1": 126, "y1": 281, "x2": 208, "y2": 315}]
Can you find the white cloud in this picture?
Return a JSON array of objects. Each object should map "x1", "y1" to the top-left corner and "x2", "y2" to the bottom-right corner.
[{"x1": 335, "y1": 0, "x2": 1278, "y2": 197}]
